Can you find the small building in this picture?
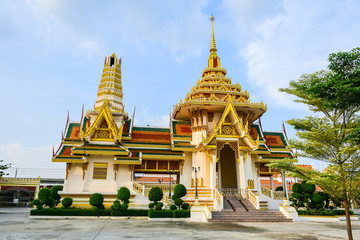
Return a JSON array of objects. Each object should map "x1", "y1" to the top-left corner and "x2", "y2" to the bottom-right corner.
[
  {"x1": 52, "y1": 17, "x2": 295, "y2": 210},
  {"x1": 0, "y1": 177, "x2": 40, "y2": 206}
]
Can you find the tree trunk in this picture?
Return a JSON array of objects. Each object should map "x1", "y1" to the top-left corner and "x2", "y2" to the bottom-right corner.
[{"x1": 344, "y1": 199, "x2": 353, "y2": 240}]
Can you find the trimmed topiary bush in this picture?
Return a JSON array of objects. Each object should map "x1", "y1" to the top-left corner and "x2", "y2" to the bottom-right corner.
[
  {"x1": 118, "y1": 187, "x2": 131, "y2": 201},
  {"x1": 61, "y1": 197, "x2": 73, "y2": 209},
  {"x1": 289, "y1": 181, "x2": 317, "y2": 210},
  {"x1": 51, "y1": 185, "x2": 63, "y2": 206},
  {"x1": 38, "y1": 188, "x2": 55, "y2": 208},
  {"x1": 32, "y1": 199, "x2": 41, "y2": 205},
  {"x1": 117, "y1": 187, "x2": 131, "y2": 210},
  {"x1": 111, "y1": 200, "x2": 121, "y2": 211},
  {"x1": 181, "y1": 203, "x2": 190, "y2": 210},
  {"x1": 173, "y1": 184, "x2": 187, "y2": 198},
  {"x1": 174, "y1": 198, "x2": 183, "y2": 208},
  {"x1": 170, "y1": 204, "x2": 177, "y2": 210},
  {"x1": 122, "y1": 203, "x2": 128, "y2": 210},
  {"x1": 172, "y1": 184, "x2": 188, "y2": 210},
  {"x1": 275, "y1": 186, "x2": 283, "y2": 191},
  {"x1": 148, "y1": 203, "x2": 155, "y2": 209},
  {"x1": 38, "y1": 188, "x2": 51, "y2": 200},
  {"x1": 148, "y1": 187, "x2": 163, "y2": 203},
  {"x1": 155, "y1": 202, "x2": 164, "y2": 210},
  {"x1": 89, "y1": 193, "x2": 104, "y2": 209},
  {"x1": 148, "y1": 187, "x2": 163, "y2": 210}
]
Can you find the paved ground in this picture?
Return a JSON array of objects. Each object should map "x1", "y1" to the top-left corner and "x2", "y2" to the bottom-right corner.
[{"x1": 0, "y1": 208, "x2": 360, "y2": 240}]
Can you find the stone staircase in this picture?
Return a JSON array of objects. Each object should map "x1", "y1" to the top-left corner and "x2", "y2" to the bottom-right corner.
[
  {"x1": 184, "y1": 188, "x2": 214, "y2": 209},
  {"x1": 209, "y1": 196, "x2": 292, "y2": 222}
]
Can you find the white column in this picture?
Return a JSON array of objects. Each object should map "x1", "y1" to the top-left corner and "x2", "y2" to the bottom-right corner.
[
  {"x1": 239, "y1": 155, "x2": 246, "y2": 189},
  {"x1": 210, "y1": 152, "x2": 216, "y2": 190}
]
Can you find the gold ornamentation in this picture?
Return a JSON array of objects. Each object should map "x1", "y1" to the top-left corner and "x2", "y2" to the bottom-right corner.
[{"x1": 222, "y1": 125, "x2": 233, "y2": 135}]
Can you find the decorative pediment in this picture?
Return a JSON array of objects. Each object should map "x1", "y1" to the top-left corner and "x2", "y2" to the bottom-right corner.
[
  {"x1": 80, "y1": 100, "x2": 123, "y2": 143},
  {"x1": 203, "y1": 103, "x2": 259, "y2": 151}
]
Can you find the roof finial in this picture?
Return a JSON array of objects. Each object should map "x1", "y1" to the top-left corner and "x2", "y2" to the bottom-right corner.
[{"x1": 210, "y1": 13, "x2": 216, "y2": 52}]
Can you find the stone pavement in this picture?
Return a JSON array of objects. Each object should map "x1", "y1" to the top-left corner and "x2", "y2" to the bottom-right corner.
[{"x1": 0, "y1": 208, "x2": 360, "y2": 240}]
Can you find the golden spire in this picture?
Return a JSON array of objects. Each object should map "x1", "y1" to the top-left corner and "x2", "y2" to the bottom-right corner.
[{"x1": 210, "y1": 14, "x2": 217, "y2": 53}]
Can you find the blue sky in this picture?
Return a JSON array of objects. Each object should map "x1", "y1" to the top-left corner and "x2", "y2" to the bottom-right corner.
[{"x1": 1, "y1": 0, "x2": 360, "y2": 178}]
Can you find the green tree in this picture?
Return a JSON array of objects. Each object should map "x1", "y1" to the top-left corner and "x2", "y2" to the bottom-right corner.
[
  {"x1": 0, "y1": 160, "x2": 11, "y2": 177},
  {"x1": 269, "y1": 47, "x2": 360, "y2": 240}
]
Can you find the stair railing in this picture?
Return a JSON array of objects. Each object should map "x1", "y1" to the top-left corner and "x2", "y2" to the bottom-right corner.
[
  {"x1": 261, "y1": 186, "x2": 272, "y2": 198},
  {"x1": 213, "y1": 188, "x2": 224, "y2": 210},
  {"x1": 248, "y1": 189, "x2": 260, "y2": 209},
  {"x1": 219, "y1": 188, "x2": 248, "y2": 198},
  {"x1": 132, "y1": 181, "x2": 145, "y2": 196}
]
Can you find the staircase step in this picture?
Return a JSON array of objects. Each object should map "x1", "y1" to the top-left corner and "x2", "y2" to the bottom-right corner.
[{"x1": 210, "y1": 196, "x2": 291, "y2": 223}]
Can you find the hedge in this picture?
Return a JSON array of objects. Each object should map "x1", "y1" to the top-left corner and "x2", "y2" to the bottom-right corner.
[
  {"x1": 148, "y1": 210, "x2": 190, "y2": 218},
  {"x1": 172, "y1": 210, "x2": 190, "y2": 218},
  {"x1": 31, "y1": 208, "x2": 190, "y2": 218},
  {"x1": 30, "y1": 208, "x2": 111, "y2": 216},
  {"x1": 148, "y1": 210, "x2": 173, "y2": 218},
  {"x1": 297, "y1": 210, "x2": 354, "y2": 216},
  {"x1": 111, "y1": 209, "x2": 148, "y2": 216}
]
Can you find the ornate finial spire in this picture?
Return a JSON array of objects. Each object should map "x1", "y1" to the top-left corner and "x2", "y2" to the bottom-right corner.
[{"x1": 210, "y1": 14, "x2": 216, "y2": 52}]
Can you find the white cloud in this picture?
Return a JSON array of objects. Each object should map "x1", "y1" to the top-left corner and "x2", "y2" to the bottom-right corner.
[
  {"x1": 222, "y1": 0, "x2": 360, "y2": 109},
  {"x1": 134, "y1": 107, "x2": 170, "y2": 127}
]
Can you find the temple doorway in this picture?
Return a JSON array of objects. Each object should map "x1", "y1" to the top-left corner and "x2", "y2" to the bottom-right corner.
[{"x1": 219, "y1": 144, "x2": 238, "y2": 188}]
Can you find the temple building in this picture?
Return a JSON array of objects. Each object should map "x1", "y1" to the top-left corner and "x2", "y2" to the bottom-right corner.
[{"x1": 52, "y1": 16, "x2": 294, "y2": 211}]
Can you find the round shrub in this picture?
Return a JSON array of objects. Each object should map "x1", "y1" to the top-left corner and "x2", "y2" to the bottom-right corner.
[
  {"x1": 275, "y1": 186, "x2": 283, "y2": 191},
  {"x1": 36, "y1": 204, "x2": 43, "y2": 210},
  {"x1": 173, "y1": 184, "x2": 187, "y2": 198},
  {"x1": 123, "y1": 199, "x2": 130, "y2": 205},
  {"x1": 174, "y1": 198, "x2": 183, "y2": 208},
  {"x1": 171, "y1": 195, "x2": 178, "y2": 201},
  {"x1": 292, "y1": 183, "x2": 302, "y2": 193},
  {"x1": 32, "y1": 199, "x2": 41, "y2": 206},
  {"x1": 62, "y1": 197, "x2": 73, "y2": 209},
  {"x1": 155, "y1": 202, "x2": 163, "y2": 210},
  {"x1": 113, "y1": 200, "x2": 121, "y2": 211},
  {"x1": 311, "y1": 193, "x2": 324, "y2": 204},
  {"x1": 291, "y1": 192, "x2": 302, "y2": 199},
  {"x1": 302, "y1": 182, "x2": 316, "y2": 194},
  {"x1": 117, "y1": 187, "x2": 130, "y2": 202},
  {"x1": 148, "y1": 203, "x2": 155, "y2": 209},
  {"x1": 148, "y1": 187, "x2": 163, "y2": 202},
  {"x1": 43, "y1": 198, "x2": 55, "y2": 208},
  {"x1": 181, "y1": 203, "x2": 190, "y2": 210},
  {"x1": 170, "y1": 204, "x2": 177, "y2": 210},
  {"x1": 122, "y1": 203, "x2": 128, "y2": 210},
  {"x1": 38, "y1": 188, "x2": 51, "y2": 200},
  {"x1": 89, "y1": 193, "x2": 104, "y2": 208}
]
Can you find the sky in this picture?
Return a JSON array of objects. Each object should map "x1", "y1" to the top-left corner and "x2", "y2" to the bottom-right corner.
[{"x1": 1, "y1": 0, "x2": 360, "y2": 178}]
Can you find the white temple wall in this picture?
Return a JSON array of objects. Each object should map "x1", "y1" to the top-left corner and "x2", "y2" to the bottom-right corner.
[
  {"x1": 116, "y1": 165, "x2": 131, "y2": 190},
  {"x1": 180, "y1": 153, "x2": 192, "y2": 188},
  {"x1": 244, "y1": 154, "x2": 254, "y2": 185},
  {"x1": 83, "y1": 156, "x2": 115, "y2": 193},
  {"x1": 251, "y1": 154, "x2": 260, "y2": 190},
  {"x1": 64, "y1": 163, "x2": 83, "y2": 192},
  {"x1": 205, "y1": 152, "x2": 210, "y2": 187}
]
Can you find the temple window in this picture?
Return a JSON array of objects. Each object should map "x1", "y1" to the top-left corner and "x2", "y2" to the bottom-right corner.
[
  {"x1": 110, "y1": 57, "x2": 115, "y2": 66},
  {"x1": 93, "y1": 162, "x2": 108, "y2": 179}
]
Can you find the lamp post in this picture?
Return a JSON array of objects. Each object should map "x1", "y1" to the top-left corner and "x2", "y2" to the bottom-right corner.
[
  {"x1": 167, "y1": 168, "x2": 175, "y2": 198},
  {"x1": 192, "y1": 167, "x2": 200, "y2": 199}
]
